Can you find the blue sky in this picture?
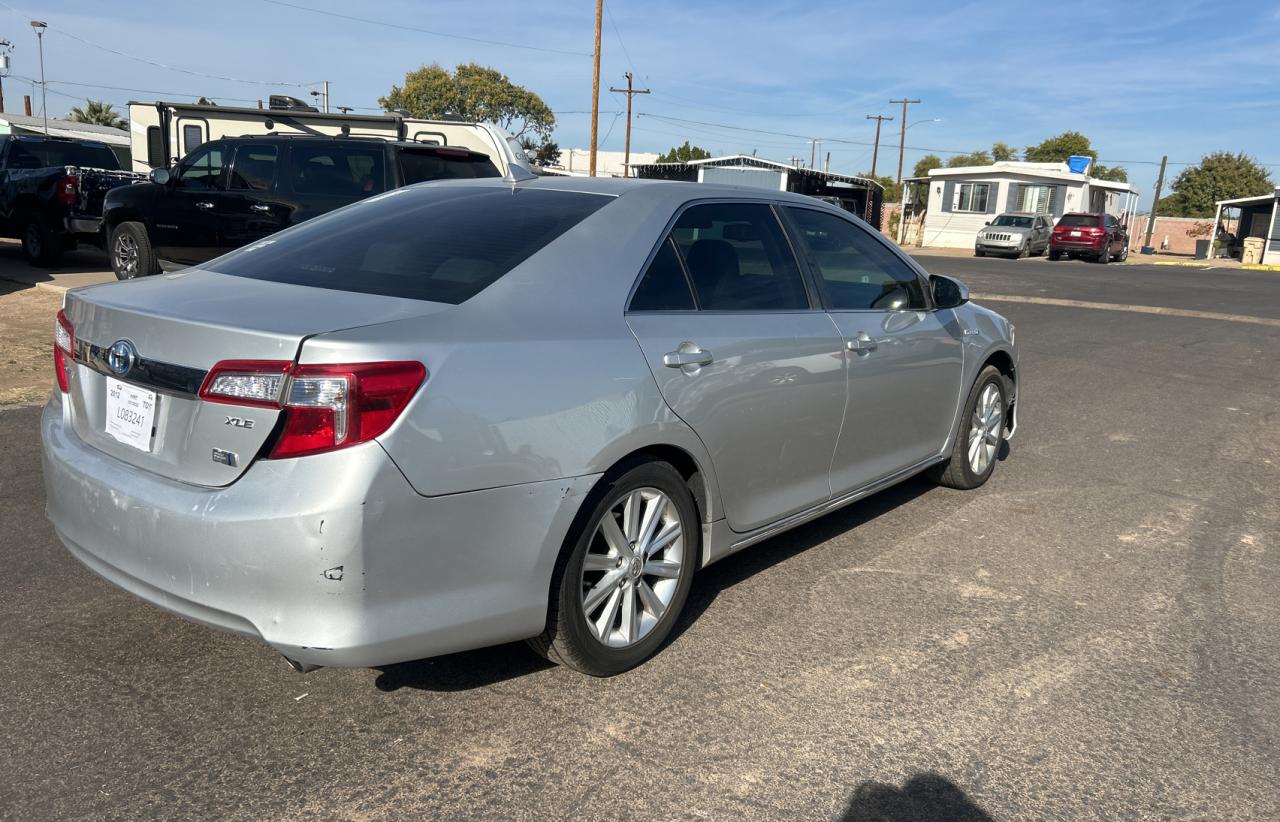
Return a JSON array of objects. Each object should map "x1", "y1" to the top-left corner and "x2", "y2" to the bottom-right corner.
[{"x1": 7, "y1": 0, "x2": 1279, "y2": 206}]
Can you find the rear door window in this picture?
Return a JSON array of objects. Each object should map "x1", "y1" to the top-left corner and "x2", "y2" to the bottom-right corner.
[
  {"x1": 228, "y1": 145, "x2": 278, "y2": 192},
  {"x1": 291, "y1": 144, "x2": 386, "y2": 196},
  {"x1": 629, "y1": 238, "x2": 696, "y2": 311},
  {"x1": 209, "y1": 187, "x2": 611, "y2": 304},
  {"x1": 668, "y1": 202, "x2": 809, "y2": 311},
  {"x1": 398, "y1": 150, "x2": 500, "y2": 184}
]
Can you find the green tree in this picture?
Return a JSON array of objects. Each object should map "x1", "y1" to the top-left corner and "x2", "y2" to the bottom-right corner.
[
  {"x1": 66, "y1": 99, "x2": 126, "y2": 129},
  {"x1": 947, "y1": 151, "x2": 993, "y2": 168},
  {"x1": 991, "y1": 141, "x2": 1018, "y2": 162},
  {"x1": 859, "y1": 172, "x2": 898, "y2": 202},
  {"x1": 380, "y1": 63, "x2": 554, "y2": 142},
  {"x1": 912, "y1": 154, "x2": 943, "y2": 178},
  {"x1": 1024, "y1": 131, "x2": 1126, "y2": 180},
  {"x1": 1155, "y1": 152, "x2": 1274, "y2": 217},
  {"x1": 655, "y1": 141, "x2": 712, "y2": 163},
  {"x1": 519, "y1": 137, "x2": 562, "y2": 167},
  {"x1": 196, "y1": 96, "x2": 217, "y2": 106}
]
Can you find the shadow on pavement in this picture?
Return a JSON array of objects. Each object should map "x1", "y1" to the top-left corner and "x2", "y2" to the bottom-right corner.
[
  {"x1": 373, "y1": 474, "x2": 944, "y2": 693},
  {"x1": 841, "y1": 773, "x2": 994, "y2": 822},
  {"x1": 373, "y1": 643, "x2": 555, "y2": 693}
]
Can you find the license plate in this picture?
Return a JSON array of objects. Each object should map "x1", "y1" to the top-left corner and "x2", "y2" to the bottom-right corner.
[
  {"x1": 105, "y1": 377, "x2": 156, "y2": 452},
  {"x1": 1070, "y1": 230, "x2": 1081, "y2": 237}
]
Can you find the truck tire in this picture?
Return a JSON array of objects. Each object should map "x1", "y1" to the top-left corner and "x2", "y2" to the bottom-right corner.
[
  {"x1": 110, "y1": 222, "x2": 160, "y2": 280},
  {"x1": 22, "y1": 216, "x2": 63, "y2": 268}
]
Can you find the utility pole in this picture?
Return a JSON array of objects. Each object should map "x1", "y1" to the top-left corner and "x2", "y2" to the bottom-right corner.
[
  {"x1": 608, "y1": 72, "x2": 649, "y2": 177},
  {"x1": 866, "y1": 113, "x2": 893, "y2": 177},
  {"x1": 889, "y1": 98, "x2": 920, "y2": 188},
  {"x1": 810, "y1": 139, "x2": 819, "y2": 169},
  {"x1": 588, "y1": 0, "x2": 603, "y2": 177},
  {"x1": 1142, "y1": 155, "x2": 1167, "y2": 255},
  {"x1": 0, "y1": 40, "x2": 12, "y2": 114}
]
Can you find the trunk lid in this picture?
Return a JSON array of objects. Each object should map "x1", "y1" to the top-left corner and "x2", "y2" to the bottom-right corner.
[{"x1": 61, "y1": 269, "x2": 448, "y2": 486}]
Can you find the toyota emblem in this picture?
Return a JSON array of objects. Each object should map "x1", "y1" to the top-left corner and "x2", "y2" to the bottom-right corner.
[{"x1": 106, "y1": 339, "x2": 137, "y2": 377}]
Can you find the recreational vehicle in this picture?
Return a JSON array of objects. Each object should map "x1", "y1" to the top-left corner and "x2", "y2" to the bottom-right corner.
[{"x1": 126, "y1": 99, "x2": 532, "y2": 176}]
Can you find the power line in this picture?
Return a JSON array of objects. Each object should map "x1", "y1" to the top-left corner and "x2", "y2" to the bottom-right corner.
[
  {"x1": 0, "y1": 2, "x2": 313, "y2": 86},
  {"x1": 260, "y1": 0, "x2": 592, "y2": 57},
  {"x1": 45, "y1": 79, "x2": 261, "y2": 104},
  {"x1": 602, "y1": 0, "x2": 634, "y2": 72}
]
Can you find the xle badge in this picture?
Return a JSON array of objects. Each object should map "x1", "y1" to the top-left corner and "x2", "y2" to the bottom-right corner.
[{"x1": 225, "y1": 416, "x2": 255, "y2": 429}]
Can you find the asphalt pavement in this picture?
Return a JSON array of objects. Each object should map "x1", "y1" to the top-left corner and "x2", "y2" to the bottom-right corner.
[{"x1": 1, "y1": 257, "x2": 1277, "y2": 819}]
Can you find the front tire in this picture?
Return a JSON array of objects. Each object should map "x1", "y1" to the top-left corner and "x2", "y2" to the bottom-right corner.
[
  {"x1": 529, "y1": 460, "x2": 699, "y2": 676},
  {"x1": 110, "y1": 221, "x2": 159, "y2": 280},
  {"x1": 974, "y1": 248, "x2": 986, "y2": 258},
  {"x1": 1118, "y1": 244, "x2": 1129, "y2": 262},
  {"x1": 22, "y1": 216, "x2": 63, "y2": 267},
  {"x1": 928, "y1": 366, "x2": 1007, "y2": 490}
]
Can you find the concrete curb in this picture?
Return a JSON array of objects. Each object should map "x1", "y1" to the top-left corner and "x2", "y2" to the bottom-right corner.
[{"x1": 1145, "y1": 260, "x2": 1280, "y2": 273}]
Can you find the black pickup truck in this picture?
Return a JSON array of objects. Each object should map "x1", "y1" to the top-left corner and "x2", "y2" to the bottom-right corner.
[
  {"x1": 0, "y1": 134, "x2": 143, "y2": 266},
  {"x1": 102, "y1": 134, "x2": 501, "y2": 279}
]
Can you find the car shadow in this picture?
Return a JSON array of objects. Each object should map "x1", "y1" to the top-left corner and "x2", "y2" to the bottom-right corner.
[
  {"x1": 841, "y1": 772, "x2": 994, "y2": 821},
  {"x1": 373, "y1": 643, "x2": 555, "y2": 693},
  {"x1": 667, "y1": 474, "x2": 938, "y2": 646}
]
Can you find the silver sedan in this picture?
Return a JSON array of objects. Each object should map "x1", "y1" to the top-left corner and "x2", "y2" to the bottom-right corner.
[{"x1": 41, "y1": 177, "x2": 1019, "y2": 676}]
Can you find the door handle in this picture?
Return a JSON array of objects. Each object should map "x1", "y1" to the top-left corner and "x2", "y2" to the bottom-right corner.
[
  {"x1": 195, "y1": 201, "x2": 214, "y2": 210},
  {"x1": 663, "y1": 349, "x2": 714, "y2": 368},
  {"x1": 249, "y1": 203, "x2": 271, "y2": 213},
  {"x1": 846, "y1": 332, "x2": 877, "y2": 353}
]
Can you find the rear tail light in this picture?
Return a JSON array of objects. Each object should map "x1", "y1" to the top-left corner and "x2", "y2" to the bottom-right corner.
[
  {"x1": 53, "y1": 309, "x2": 75, "y2": 393},
  {"x1": 55, "y1": 174, "x2": 79, "y2": 207},
  {"x1": 199, "y1": 360, "x2": 426, "y2": 459}
]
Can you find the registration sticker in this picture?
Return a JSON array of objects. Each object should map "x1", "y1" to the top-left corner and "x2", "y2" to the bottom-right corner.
[{"x1": 105, "y1": 377, "x2": 156, "y2": 452}]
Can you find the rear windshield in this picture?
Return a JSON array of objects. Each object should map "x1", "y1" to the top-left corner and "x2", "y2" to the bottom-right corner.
[
  {"x1": 209, "y1": 186, "x2": 611, "y2": 304},
  {"x1": 1058, "y1": 214, "x2": 1099, "y2": 227},
  {"x1": 7, "y1": 138, "x2": 119, "y2": 170},
  {"x1": 399, "y1": 150, "x2": 500, "y2": 184}
]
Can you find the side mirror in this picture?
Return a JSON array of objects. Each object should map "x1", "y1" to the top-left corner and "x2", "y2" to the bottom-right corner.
[
  {"x1": 931, "y1": 274, "x2": 970, "y2": 309},
  {"x1": 148, "y1": 167, "x2": 171, "y2": 186},
  {"x1": 984, "y1": 221, "x2": 991, "y2": 226}
]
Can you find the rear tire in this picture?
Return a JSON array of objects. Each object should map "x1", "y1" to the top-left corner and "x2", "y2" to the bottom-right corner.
[
  {"x1": 529, "y1": 460, "x2": 699, "y2": 676},
  {"x1": 1096, "y1": 242, "x2": 1110, "y2": 264},
  {"x1": 22, "y1": 216, "x2": 63, "y2": 267},
  {"x1": 1048, "y1": 249, "x2": 1061, "y2": 261},
  {"x1": 110, "y1": 221, "x2": 159, "y2": 280},
  {"x1": 927, "y1": 366, "x2": 1008, "y2": 490}
]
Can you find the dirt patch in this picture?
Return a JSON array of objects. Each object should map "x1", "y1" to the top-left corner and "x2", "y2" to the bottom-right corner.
[{"x1": 0, "y1": 284, "x2": 62, "y2": 407}]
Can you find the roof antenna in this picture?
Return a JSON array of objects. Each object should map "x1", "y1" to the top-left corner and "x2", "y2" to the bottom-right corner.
[{"x1": 503, "y1": 163, "x2": 537, "y2": 187}]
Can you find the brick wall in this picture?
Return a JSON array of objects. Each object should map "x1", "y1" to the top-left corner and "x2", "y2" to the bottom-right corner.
[
  {"x1": 879, "y1": 202, "x2": 902, "y2": 234},
  {"x1": 1123, "y1": 215, "x2": 1214, "y2": 255}
]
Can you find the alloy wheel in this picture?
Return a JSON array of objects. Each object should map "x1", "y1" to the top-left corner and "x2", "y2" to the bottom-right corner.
[
  {"x1": 967, "y1": 383, "x2": 1003, "y2": 475},
  {"x1": 114, "y1": 232, "x2": 139, "y2": 278},
  {"x1": 580, "y1": 487, "x2": 684, "y2": 648}
]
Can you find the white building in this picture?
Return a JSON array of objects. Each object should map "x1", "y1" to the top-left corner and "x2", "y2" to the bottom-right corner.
[
  {"x1": 915, "y1": 161, "x2": 1140, "y2": 250},
  {"x1": 554, "y1": 148, "x2": 659, "y2": 177}
]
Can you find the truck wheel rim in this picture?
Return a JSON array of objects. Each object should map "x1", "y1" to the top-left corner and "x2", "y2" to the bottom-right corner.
[
  {"x1": 114, "y1": 233, "x2": 138, "y2": 278},
  {"x1": 25, "y1": 224, "x2": 40, "y2": 257},
  {"x1": 580, "y1": 487, "x2": 684, "y2": 648},
  {"x1": 968, "y1": 383, "x2": 1003, "y2": 475}
]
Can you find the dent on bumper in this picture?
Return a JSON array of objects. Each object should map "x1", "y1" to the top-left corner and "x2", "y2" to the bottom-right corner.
[{"x1": 41, "y1": 398, "x2": 600, "y2": 668}]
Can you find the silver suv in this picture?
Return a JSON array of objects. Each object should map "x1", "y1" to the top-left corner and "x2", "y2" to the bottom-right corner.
[
  {"x1": 976, "y1": 212, "x2": 1051, "y2": 258},
  {"x1": 43, "y1": 178, "x2": 1019, "y2": 676}
]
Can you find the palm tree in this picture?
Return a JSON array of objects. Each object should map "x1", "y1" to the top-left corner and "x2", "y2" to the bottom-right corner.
[{"x1": 66, "y1": 99, "x2": 127, "y2": 130}]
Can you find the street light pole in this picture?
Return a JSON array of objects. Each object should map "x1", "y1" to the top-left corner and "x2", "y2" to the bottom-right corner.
[{"x1": 30, "y1": 21, "x2": 47, "y2": 134}]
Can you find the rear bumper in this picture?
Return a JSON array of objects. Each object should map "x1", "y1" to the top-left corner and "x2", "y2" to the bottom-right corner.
[
  {"x1": 1051, "y1": 238, "x2": 1105, "y2": 252},
  {"x1": 41, "y1": 395, "x2": 599, "y2": 668},
  {"x1": 65, "y1": 216, "x2": 102, "y2": 236}
]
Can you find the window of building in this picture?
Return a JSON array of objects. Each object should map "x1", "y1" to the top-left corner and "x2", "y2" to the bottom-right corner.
[
  {"x1": 146, "y1": 126, "x2": 165, "y2": 168},
  {"x1": 956, "y1": 182, "x2": 990, "y2": 213},
  {"x1": 1015, "y1": 184, "x2": 1056, "y2": 214},
  {"x1": 182, "y1": 124, "x2": 204, "y2": 155}
]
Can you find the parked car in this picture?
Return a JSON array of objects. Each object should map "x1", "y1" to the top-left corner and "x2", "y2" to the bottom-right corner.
[
  {"x1": 43, "y1": 178, "x2": 1019, "y2": 677},
  {"x1": 0, "y1": 134, "x2": 143, "y2": 266},
  {"x1": 1049, "y1": 212, "x2": 1129, "y2": 263},
  {"x1": 101, "y1": 135, "x2": 501, "y2": 279},
  {"x1": 975, "y1": 213, "x2": 1052, "y2": 258}
]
